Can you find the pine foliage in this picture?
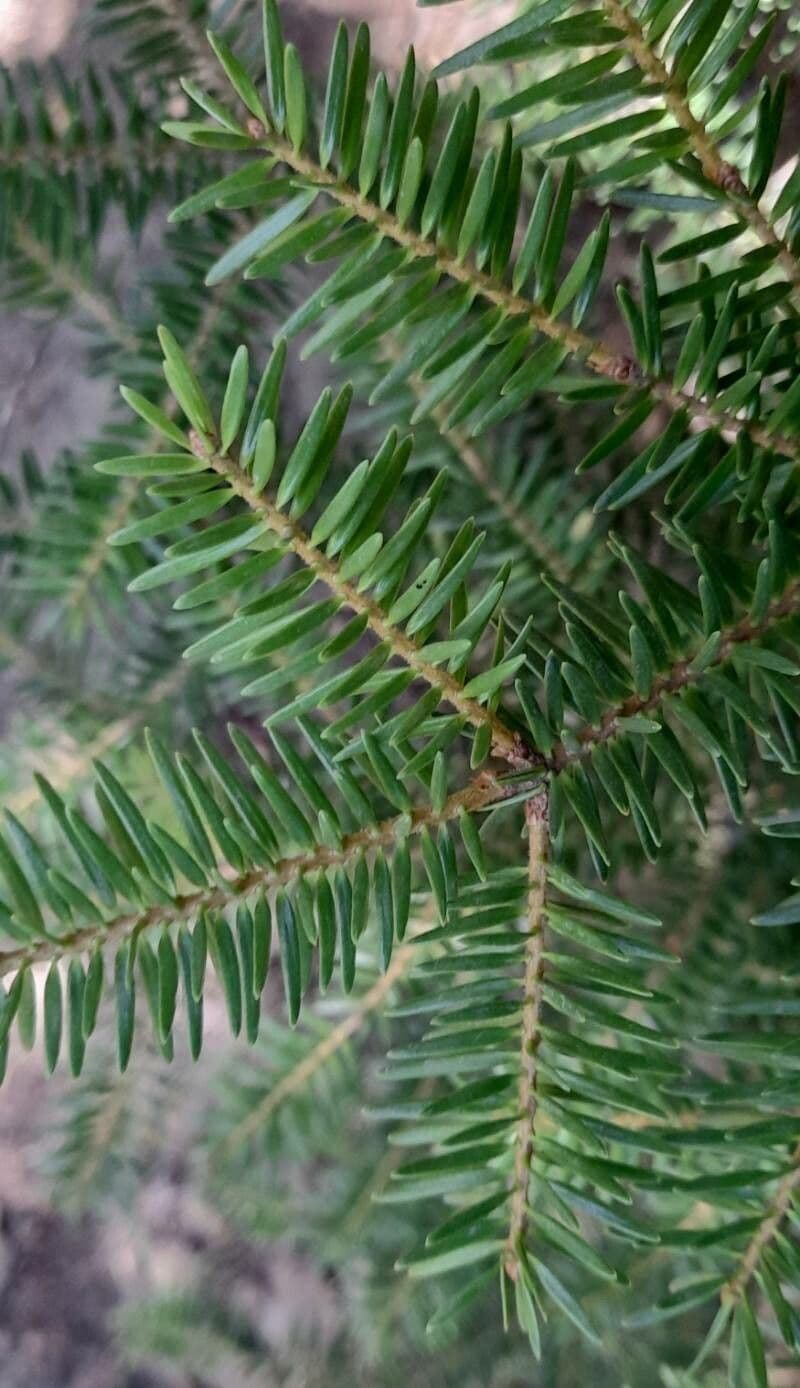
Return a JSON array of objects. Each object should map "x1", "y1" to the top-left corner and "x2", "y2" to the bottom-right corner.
[{"x1": 4, "y1": 0, "x2": 800, "y2": 1379}]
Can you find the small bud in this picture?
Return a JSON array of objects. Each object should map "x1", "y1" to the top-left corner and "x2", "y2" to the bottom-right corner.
[
  {"x1": 188, "y1": 428, "x2": 213, "y2": 458},
  {"x1": 717, "y1": 161, "x2": 746, "y2": 196},
  {"x1": 613, "y1": 356, "x2": 641, "y2": 384}
]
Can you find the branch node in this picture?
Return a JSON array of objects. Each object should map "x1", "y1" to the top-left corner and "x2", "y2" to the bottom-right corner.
[{"x1": 716, "y1": 162, "x2": 747, "y2": 197}]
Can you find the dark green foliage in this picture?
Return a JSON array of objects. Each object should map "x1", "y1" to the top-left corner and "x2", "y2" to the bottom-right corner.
[{"x1": 4, "y1": 0, "x2": 800, "y2": 1381}]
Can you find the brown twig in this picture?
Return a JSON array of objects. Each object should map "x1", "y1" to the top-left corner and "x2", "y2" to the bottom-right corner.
[
  {"x1": 504, "y1": 787, "x2": 549, "y2": 1279},
  {"x1": 210, "y1": 449, "x2": 531, "y2": 766},
  {"x1": 722, "y1": 1139, "x2": 800, "y2": 1304},
  {"x1": 550, "y1": 574, "x2": 800, "y2": 770}
]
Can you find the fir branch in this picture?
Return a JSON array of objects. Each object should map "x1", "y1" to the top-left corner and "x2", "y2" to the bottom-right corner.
[
  {"x1": 61, "y1": 279, "x2": 239, "y2": 615},
  {"x1": 411, "y1": 368, "x2": 573, "y2": 587},
  {"x1": 601, "y1": 0, "x2": 800, "y2": 300},
  {"x1": 4, "y1": 661, "x2": 190, "y2": 820},
  {"x1": 0, "y1": 767, "x2": 506, "y2": 979},
  {"x1": 504, "y1": 786, "x2": 548, "y2": 1281},
  {"x1": 0, "y1": 627, "x2": 57, "y2": 689},
  {"x1": 208, "y1": 446, "x2": 529, "y2": 763},
  {"x1": 158, "y1": 0, "x2": 221, "y2": 86},
  {"x1": 0, "y1": 331, "x2": 52, "y2": 459},
  {"x1": 378, "y1": 334, "x2": 574, "y2": 586},
  {"x1": 722, "y1": 1139, "x2": 800, "y2": 1305},
  {"x1": 212, "y1": 936, "x2": 417, "y2": 1161},
  {"x1": 64, "y1": 482, "x2": 140, "y2": 616},
  {"x1": 243, "y1": 123, "x2": 800, "y2": 464},
  {"x1": 12, "y1": 222, "x2": 141, "y2": 354},
  {"x1": 6, "y1": 4, "x2": 800, "y2": 1364},
  {"x1": 551, "y1": 572, "x2": 800, "y2": 770},
  {"x1": 66, "y1": 1069, "x2": 133, "y2": 1206},
  {"x1": 0, "y1": 133, "x2": 170, "y2": 177}
]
